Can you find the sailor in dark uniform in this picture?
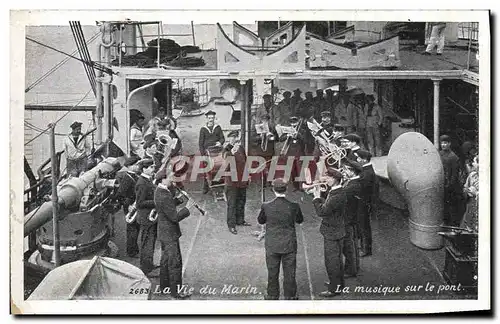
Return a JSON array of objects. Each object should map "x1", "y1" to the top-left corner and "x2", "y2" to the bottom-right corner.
[
  {"x1": 439, "y1": 134, "x2": 462, "y2": 226},
  {"x1": 114, "y1": 156, "x2": 141, "y2": 257},
  {"x1": 340, "y1": 133, "x2": 363, "y2": 161},
  {"x1": 341, "y1": 159, "x2": 364, "y2": 276},
  {"x1": 258, "y1": 178, "x2": 304, "y2": 300},
  {"x1": 134, "y1": 159, "x2": 158, "y2": 275},
  {"x1": 355, "y1": 150, "x2": 378, "y2": 257},
  {"x1": 198, "y1": 110, "x2": 225, "y2": 193},
  {"x1": 224, "y1": 130, "x2": 250, "y2": 234},
  {"x1": 154, "y1": 162, "x2": 192, "y2": 299},
  {"x1": 312, "y1": 167, "x2": 347, "y2": 298},
  {"x1": 279, "y1": 116, "x2": 306, "y2": 191}
]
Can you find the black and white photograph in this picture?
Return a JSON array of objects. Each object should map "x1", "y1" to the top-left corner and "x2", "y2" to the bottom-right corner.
[{"x1": 10, "y1": 9, "x2": 490, "y2": 314}]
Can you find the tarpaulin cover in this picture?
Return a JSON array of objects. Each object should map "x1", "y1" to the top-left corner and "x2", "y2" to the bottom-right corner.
[{"x1": 28, "y1": 256, "x2": 151, "y2": 300}]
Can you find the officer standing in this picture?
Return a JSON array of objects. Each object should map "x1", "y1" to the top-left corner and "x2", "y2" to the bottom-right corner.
[
  {"x1": 258, "y1": 178, "x2": 304, "y2": 300},
  {"x1": 134, "y1": 158, "x2": 158, "y2": 275},
  {"x1": 224, "y1": 130, "x2": 250, "y2": 234},
  {"x1": 312, "y1": 168, "x2": 347, "y2": 298},
  {"x1": 290, "y1": 89, "x2": 303, "y2": 116},
  {"x1": 154, "y1": 164, "x2": 192, "y2": 299},
  {"x1": 355, "y1": 150, "x2": 378, "y2": 257}
]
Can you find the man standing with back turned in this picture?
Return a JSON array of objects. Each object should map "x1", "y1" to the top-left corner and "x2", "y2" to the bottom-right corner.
[{"x1": 258, "y1": 179, "x2": 304, "y2": 300}]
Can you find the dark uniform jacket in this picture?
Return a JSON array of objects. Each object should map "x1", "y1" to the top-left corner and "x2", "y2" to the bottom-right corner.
[
  {"x1": 313, "y1": 186, "x2": 347, "y2": 240},
  {"x1": 439, "y1": 150, "x2": 460, "y2": 193},
  {"x1": 279, "y1": 127, "x2": 306, "y2": 158},
  {"x1": 360, "y1": 163, "x2": 379, "y2": 205},
  {"x1": 249, "y1": 126, "x2": 278, "y2": 159},
  {"x1": 114, "y1": 169, "x2": 138, "y2": 209},
  {"x1": 168, "y1": 130, "x2": 182, "y2": 157},
  {"x1": 290, "y1": 96, "x2": 303, "y2": 116},
  {"x1": 342, "y1": 177, "x2": 362, "y2": 225},
  {"x1": 199, "y1": 124, "x2": 225, "y2": 155},
  {"x1": 135, "y1": 174, "x2": 156, "y2": 225},
  {"x1": 223, "y1": 145, "x2": 249, "y2": 188},
  {"x1": 257, "y1": 197, "x2": 304, "y2": 254},
  {"x1": 346, "y1": 146, "x2": 361, "y2": 161},
  {"x1": 155, "y1": 184, "x2": 190, "y2": 243},
  {"x1": 313, "y1": 97, "x2": 329, "y2": 121}
]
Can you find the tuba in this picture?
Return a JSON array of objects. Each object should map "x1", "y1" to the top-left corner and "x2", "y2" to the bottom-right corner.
[{"x1": 306, "y1": 117, "x2": 346, "y2": 168}]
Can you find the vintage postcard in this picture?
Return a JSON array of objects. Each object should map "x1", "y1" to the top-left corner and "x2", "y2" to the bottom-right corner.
[{"x1": 10, "y1": 9, "x2": 490, "y2": 314}]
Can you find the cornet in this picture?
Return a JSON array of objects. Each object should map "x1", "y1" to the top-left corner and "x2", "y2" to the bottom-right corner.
[{"x1": 302, "y1": 182, "x2": 329, "y2": 194}]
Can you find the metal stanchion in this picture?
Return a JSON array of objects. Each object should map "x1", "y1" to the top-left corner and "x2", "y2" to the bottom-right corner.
[{"x1": 49, "y1": 124, "x2": 61, "y2": 267}]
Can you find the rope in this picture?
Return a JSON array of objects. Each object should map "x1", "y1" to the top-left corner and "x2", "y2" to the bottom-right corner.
[
  {"x1": 70, "y1": 21, "x2": 98, "y2": 96},
  {"x1": 25, "y1": 121, "x2": 67, "y2": 136},
  {"x1": 24, "y1": 89, "x2": 92, "y2": 146},
  {"x1": 25, "y1": 32, "x2": 100, "y2": 93}
]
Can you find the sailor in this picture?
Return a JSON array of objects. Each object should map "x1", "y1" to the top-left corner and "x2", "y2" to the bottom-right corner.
[
  {"x1": 312, "y1": 167, "x2": 347, "y2": 298},
  {"x1": 250, "y1": 113, "x2": 277, "y2": 184},
  {"x1": 340, "y1": 133, "x2": 363, "y2": 161},
  {"x1": 134, "y1": 158, "x2": 158, "y2": 276},
  {"x1": 258, "y1": 178, "x2": 304, "y2": 300},
  {"x1": 154, "y1": 163, "x2": 192, "y2": 299},
  {"x1": 275, "y1": 91, "x2": 292, "y2": 126},
  {"x1": 355, "y1": 150, "x2": 378, "y2": 257},
  {"x1": 157, "y1": 117, "x2": 182, "y2": 159},
  {"x1": 341, "y1": 159, "x2": 364, "y2": 275},
  {"x1": 320, "y1": 110, "x2": 335, "y2": 136},
  {"x1": 198, "y1": 110, "x2": 225, "y2": 194},
  {"x1": 114, "y1": 156, "x2": 142, "y2": 257},
  {"x1": 325, "y1": 89, "x2": 336, "y2": 121},
  {"x1": 279, "y1": 116, "x2": 306, "y2": 191},
  {"x1": 313, "y1": 89, "x2": 329, "y2": 121},
  {"x1": 290, "y1": 88, "x2": 303, "y2": 116},
  {"x1": 256, "y1": 94, "x2": 276, "y2": 127},
  {"x1": 439, "y1": 135, "x2": 462, "y2": 226},
  {"x1": 298, "y1": 91, "x2": 315, "y2": 119},
  {"x1": 64, "y1": 121, "x2": 91, "y2": 177},
  {"x1": 364, "y1": 95, "x2": 384, "y2": 157},
  {"x1": 130, "y1": 113, "x2": 146, "y2": 158},
  {"x1": 224, "y1": 130, "x2": 250, "y2": 234},
  {"x1": 144, "y1": 106, "x2": 167, "y2": 143},
  {"x1": 143, "y1": 139, "x2": 163, "y2": 173}
]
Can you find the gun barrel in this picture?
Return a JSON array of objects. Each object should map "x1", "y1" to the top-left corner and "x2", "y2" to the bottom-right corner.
[{"x1": 24, "y1": 157, "x2": 124, "y2": 237}]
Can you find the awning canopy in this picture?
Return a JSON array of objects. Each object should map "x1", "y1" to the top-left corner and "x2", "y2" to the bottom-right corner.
[{"x1": 28, "y1": 256, "x2": 151, "y2": 300}]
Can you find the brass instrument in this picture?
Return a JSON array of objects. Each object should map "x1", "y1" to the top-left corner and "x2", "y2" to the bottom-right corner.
[
  {"x1": 148, "y1": 209, "x2": 158, "y2": 222},
  {"x1": 302, "y1": 182, "x2": 329, "y2": 194},
  {"x1": 125, "y1": 202, "x2": 137, "y2": 224},
  {"x1": 306, "y1": 117, "x2": 346, "y2": 168},
  {"x1": 280, "y1": 118, "x2": 304, "y2": 156},
  {"x1": 255, "y1": 121, "x2": 274, "y2": 152},
  {"x1": 156, "y1": 130, "x2": 174, "y2": 158}
]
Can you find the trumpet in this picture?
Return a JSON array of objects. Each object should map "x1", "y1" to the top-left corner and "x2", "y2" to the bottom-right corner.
[
  {"x1": 125, "y1": 202, "x2": 137, "y2": 224},
  {"x1": 155, "y1": 130, "x2": 175, "y2": 158},
  {"x1": 302, "y1": 182, "x2": 330, "y2": 193}
]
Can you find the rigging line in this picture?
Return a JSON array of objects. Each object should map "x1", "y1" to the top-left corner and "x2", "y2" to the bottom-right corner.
[
  {"x1": 78, "y1": 24, "x2": 98, "y2": 93},
  {"x1": 25, "y1": 32, "x2": 100, "y2": 93},
  {"x1": 70, "y1": 22, "x2": 96, "y2": 96},
  {"x1": 74, "y1": 21, "x2": 98, "y2": 92},
  {"x1": 24, "y1": 89, "x2": 92, "y2": 146},
  {"x1": 24, "y1": 122, "x2": 67, "y2": 136},
  {"x1": 25, "y1": 36, "x2": 114, "y2": 75}
]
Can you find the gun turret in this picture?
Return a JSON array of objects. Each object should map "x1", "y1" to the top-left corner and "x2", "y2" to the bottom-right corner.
[{"x1": 24, "y1": 157, "x2": 125, "y2": 237}]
